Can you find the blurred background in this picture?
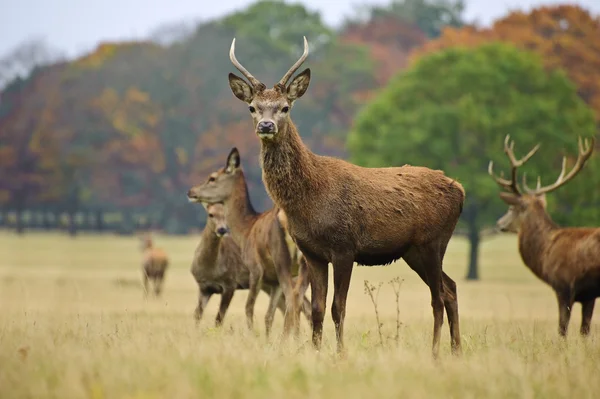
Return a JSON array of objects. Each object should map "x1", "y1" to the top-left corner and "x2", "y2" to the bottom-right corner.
[{"x1": 1, "y1": 0, "x2": 599, "y2": 281}]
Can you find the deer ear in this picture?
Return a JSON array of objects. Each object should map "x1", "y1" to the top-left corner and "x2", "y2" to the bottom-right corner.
[
  {"x1": 499, "y1": 192, "x2": 521, "y2": 206},
  {"x1": 229, "y1": 73, "x2": 254, "y2": 103},
  {"x1": 287, "y1": 68, "x2": 311, "y2": 102},
  {"x1": 225, "y1": 147, "x2": 241, "y2": 173}
]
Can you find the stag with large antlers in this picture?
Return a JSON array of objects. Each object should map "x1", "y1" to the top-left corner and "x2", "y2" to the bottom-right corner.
[
  {"x1": 489, "y1": 135, "x2": 599, "y2": 337},
  {"x1": 226, "y1": 37, "x2": 465, "y2": 357}
]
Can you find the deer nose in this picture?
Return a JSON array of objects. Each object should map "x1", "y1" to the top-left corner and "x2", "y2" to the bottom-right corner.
[
  {"x1": 216, "y1": 227, "x2": 228, "y2": 236},
  {"x1": 258, "y1": 121, "x2": 275, "y2": 133},
  {"x1": 187, "y1": 190, "x2": 196, "y2": 198}
]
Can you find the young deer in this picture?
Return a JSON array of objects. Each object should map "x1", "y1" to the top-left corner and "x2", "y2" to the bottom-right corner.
[
  {"x1": 226, "y1": 37, "x2": 465, "y2": 357},
  {"x1": 139, "y1": 233, "x2": 169, "y2": 297},
  {"x1": 187, "y1": 152, "x2": 312, "y2": 337},
  {"x1": 191, "y1": 202, "x2": 308, "y2": 334},
  {"x1": 489, "y1": 135, "x2": 598, "y2": 337}
]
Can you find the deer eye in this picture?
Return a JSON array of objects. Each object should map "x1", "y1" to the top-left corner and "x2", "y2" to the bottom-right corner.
[
  {"x1": 248, "y1": 106, "x2": 256, "y2": 113},
  {"x1": 281, "y1": 106, "x2": 289, "y2": 113},
  {"x1": 208, "y1": 213, "x2": 214, "y2": 218}
]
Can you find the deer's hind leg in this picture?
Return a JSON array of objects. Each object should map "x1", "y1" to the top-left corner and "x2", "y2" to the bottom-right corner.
[
  {"x1": 263, "y1": 284, "x2": 283, "y2": 338},
  {"x1": 438, "y1": 236, "x2": 461, "y2": 354},
  {"x1": 403, "y1": 244, "x2": 445, "y2": 359},
  {"x1": 580, "y1": 299, "x2": 595, "y2": 336}
]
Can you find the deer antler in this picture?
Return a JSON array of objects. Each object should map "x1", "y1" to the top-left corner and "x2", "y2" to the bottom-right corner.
[
  {"x1": 523, "y1": 136, "x2": 595, "y2": 196},
  {"x1": 488, "y1": 135, "x2": 540, "y2": 195},
  {"x1": 229, "y1": 38, "x2": 265, "y2": 90},
  {"x1": 277, "y1": 36, "x2": 309, "y2": 88}
]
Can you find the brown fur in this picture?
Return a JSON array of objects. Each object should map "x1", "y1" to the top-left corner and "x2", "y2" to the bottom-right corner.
[
  {"x1": 140, "y1": 234, "x2": 169, "y2": 297},
  {"x1": 187, "y1": 155, "x2": 312, "y2": 337},
  {"x1": 191, "y1": 203, "x2": 298, "y2": 330},
  {"x1": 490, "y1": 137, "x2": 599, "y2": 337},
  {"x1": 226, "y1": 38, "x2": 465, "y2": 356}
]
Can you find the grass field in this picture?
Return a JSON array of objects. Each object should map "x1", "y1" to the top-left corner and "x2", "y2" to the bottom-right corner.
[{"x1": 1, "y1": 231, "x2": 599, "y2": 398}]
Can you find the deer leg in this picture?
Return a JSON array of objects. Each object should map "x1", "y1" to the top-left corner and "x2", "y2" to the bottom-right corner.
[
  {"x1": 245, "y1": 267, "x2": 263, "y2": 331},
  {"x1": 331, "y1": 255, "x2": 354, "y2": 354},
  {"x1": 271, "y1": 249, "x2": 300, "y2": 337},
  {"x1": 404, "y1": 245, "x2": 444, "y2": 359},
  {"x1": 306, "y1": 255, "x2": 328, "y2": 350},
  {"x1": 215, "y1": 288, "x2": 235, "y2": 327},
  {"x1": 580, "y1": 299, "x2": 595, "y2": 336},
  {"x1": 264, "y1": 285, "x2": 283, "y2": 338},
  {"x1": 294, "y1": 256, "x2": 311, "y2": 313},
  {"x1": 194, "y1": 289, "x2": 212, "y2": 324},
  {"x1": 142, "y1": 271, "x2": 149, "y2": 298},
  {"x1": 442, "y1": 272, "x2": 461, "y2": 355},
  {"x1": 556, "y1": 290, "x2": 573, "y2": 337},
  {"x1": 154, "y1": 276, "x2": 164, "y2": 297}
]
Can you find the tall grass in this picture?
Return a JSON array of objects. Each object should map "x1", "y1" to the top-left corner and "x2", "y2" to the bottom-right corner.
[{"x1": 1, "y1": 232, "x2": 598, "y2": 398}]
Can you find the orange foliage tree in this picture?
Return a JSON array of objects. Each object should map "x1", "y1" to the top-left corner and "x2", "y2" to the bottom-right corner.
[{"x1": 414, "y1": 5, "x2": 600, "y2": 122}]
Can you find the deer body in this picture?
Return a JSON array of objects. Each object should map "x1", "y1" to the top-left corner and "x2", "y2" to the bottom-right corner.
[
  {"x1": 489, "y1": 135, "x2": 598, "y2": 336},
  {"x1": 225, "y1": 37, "x2": 464, "y2": 356},
  {"x1": 140, "y1": 235, "x2": 169, "y2": 297},
  {"x1": 188, "y1": 161, "x2": 311, "y2": 337}
]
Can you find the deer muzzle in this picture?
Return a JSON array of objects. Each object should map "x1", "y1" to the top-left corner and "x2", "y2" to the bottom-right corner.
[{"x1": 257, "y1": 120, "x2": 277, "y2": 139}]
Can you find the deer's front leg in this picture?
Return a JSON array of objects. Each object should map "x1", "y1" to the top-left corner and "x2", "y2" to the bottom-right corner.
[
  {"x1": 245, "y1": 266, "x2": 263, "y2": 331},
  {"x1": 331, "y1": 254, "x2": 354, "y2": 354},
  {"x1": 216, "y1": 288, "x2": 235, "y2": 327},
  {"x1": 194, "y1": 288, "x2": 212, "y2": 324},
  {"x1": 305, "y1": 255, "x2": 329, "y2": 350},
  {"x1": 556, "y1": 290, "x2": 573, "y2": 337}
]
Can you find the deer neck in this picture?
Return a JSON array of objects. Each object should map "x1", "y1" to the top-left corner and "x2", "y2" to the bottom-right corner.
[
  {"x1": 196, "y1": 221, "x2": 221, "y2": 267},
  {"x1": 517, "y1": 202, "x2": 558, "y2": 280},
  {"x1": 259, "y1": 121, "x2": 322, "y2": 214},
  {"x1": 224, "y1": 171, "x2": 258, "y2": 247}
]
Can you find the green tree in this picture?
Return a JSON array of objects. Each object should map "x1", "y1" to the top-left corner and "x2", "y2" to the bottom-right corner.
[{"x1": 348, "y1": 43, "x2": 598, "y2": 280}]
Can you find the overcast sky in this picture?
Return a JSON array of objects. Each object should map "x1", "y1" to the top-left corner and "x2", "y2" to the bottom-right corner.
[{"x1": 2, "y1": 0, "x2": 599, "y2": 57}]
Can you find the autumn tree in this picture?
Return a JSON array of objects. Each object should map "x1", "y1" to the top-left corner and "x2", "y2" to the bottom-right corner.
[
  {"x1": 414, "y1": 5, "x2": 600, "y2": 123},
  {"x1": 348, "y1": 43, "x2": 598, "y2": 280}
]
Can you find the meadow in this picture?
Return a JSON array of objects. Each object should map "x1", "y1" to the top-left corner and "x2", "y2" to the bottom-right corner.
[{"x1": 1, "y1": 231, "x2": 599, "y2": 398}]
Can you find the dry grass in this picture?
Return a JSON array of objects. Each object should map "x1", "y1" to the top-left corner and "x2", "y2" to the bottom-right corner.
[{"x1": 1, "y1": 231, "x2": 599, "y2": 398}]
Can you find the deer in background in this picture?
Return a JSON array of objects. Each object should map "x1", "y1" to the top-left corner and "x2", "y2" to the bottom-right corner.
[
  {"x1": 489, "y1": 134, "x2": 599, "y2": 337},
  {"x1": 187, "y1": 150, "x2": 312, "y2": 337},
  {"x1": 139, "y1": 233, "x2": 169, "y2": 298},
  {"x1": 191, "y1": 202, "x2": 310, "y2": 334},
  {"x1": 226, "y1": 37, "x2": 465, "y2": 357}
]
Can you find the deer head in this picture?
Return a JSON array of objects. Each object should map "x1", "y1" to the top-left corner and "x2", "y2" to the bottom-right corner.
[
  {"x1": 204, "y1": 203, "x2": 230, "y2": 237},
  {"x1": 139, "y1": 232, "x2": 153, "y2": 250},
  {"x1": 489, "y1": 135, "x2": 594, "y2": 233},
  {"x1": 187, "y1": 148, "x2": 241, "y2": 204},
  {"x1": 227, "y1": 37, "x2": 311, "y2": 140}
]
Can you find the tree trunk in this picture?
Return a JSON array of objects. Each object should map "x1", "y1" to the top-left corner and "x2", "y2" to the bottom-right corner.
[
  {"x1": 465, "y1": 224, "x2": 480, "y2": 280},
  {"x1": 15, "y1": 207, "x2": 24, "y2": 234},
  {"x1": 67, "y1": 211, "x2": 77, "y2": 236},
  {"x1": 95, "y1": 210, "x2": 104, "y2": 232}
]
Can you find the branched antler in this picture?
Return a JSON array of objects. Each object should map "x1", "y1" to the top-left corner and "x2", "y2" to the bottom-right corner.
[
  {"x1": 523, "y1": 136, "x2": 595, "y2": 195},
  {"x1": 488, "y1": 134, "x2": 540, "y2": 195}
]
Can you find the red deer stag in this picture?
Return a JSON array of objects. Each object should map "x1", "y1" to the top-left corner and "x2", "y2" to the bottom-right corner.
[
  {"x1": 139, "y1": 233, "x2": 169, "y2": 297},
  {"x1": 226, "y1": 37, "x2": 465, "y2": 357},
  {"x1": 488, "y1": 134, "x2": 598, "y2": 337},
  {"x1": 191, "y1": 202, "x2": 310, "y2": 335},
  {"x1": 187, "y1": 151, "x2": 311, "y2": 337}
]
